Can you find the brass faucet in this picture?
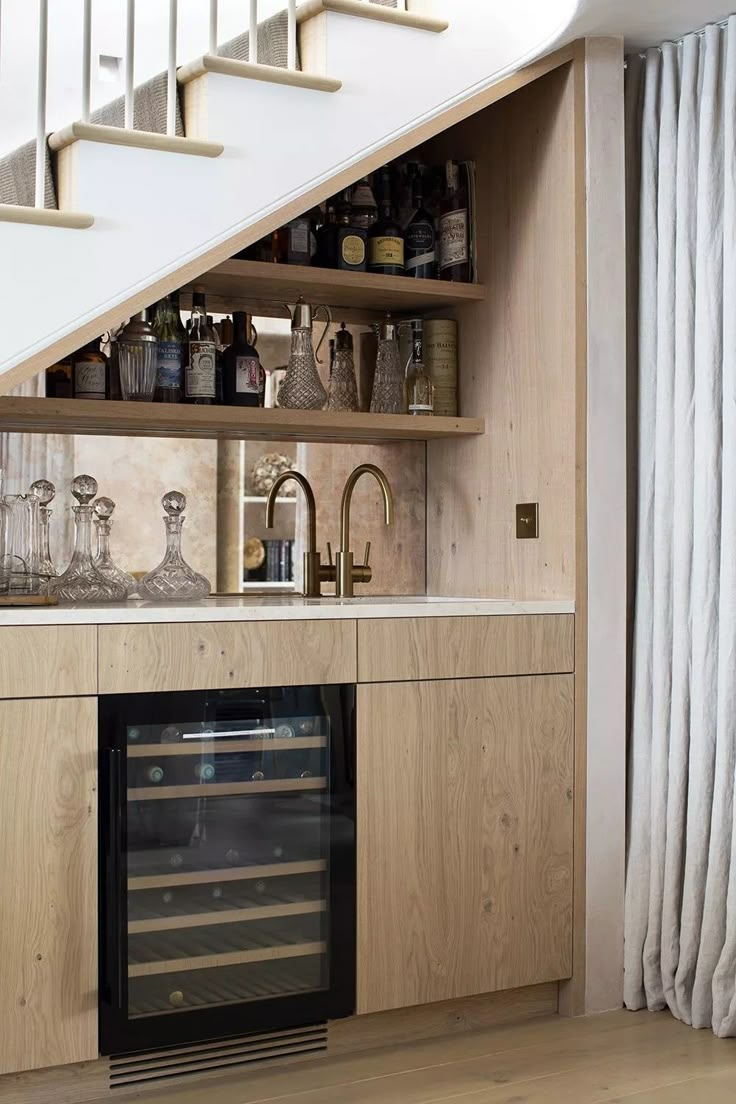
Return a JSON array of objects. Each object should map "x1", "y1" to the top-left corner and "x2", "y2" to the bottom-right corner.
[
  {"x1": 265, "y1": 471, "x2": 335, "y2": 598},
  {"x1": 335, "y1": 464, "x2": 394, "y2": 598}
]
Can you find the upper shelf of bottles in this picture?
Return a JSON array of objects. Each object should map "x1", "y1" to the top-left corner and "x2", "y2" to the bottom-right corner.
[{"x1": 179, "y1": 259, "x2": 486, "y2": 322}]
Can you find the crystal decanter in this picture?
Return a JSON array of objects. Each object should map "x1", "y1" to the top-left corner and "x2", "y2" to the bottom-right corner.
[
  {"x1": 370, "y1": 314, "x2": 405, "y2": 414},
  {"x1": 137, "y1": 492, "x2": 211, "y2": 601},
  {"x1": 278, "y1": 299, "x2": 331, "y2": 410},
  {"x1": 93, "y1": 497, "x2": 136, "y2": 600},
  {"x1": 51, "y1": 475, "x2": 116, "y2": 603},
  {"x1": 326, "y1": 322, "x2": 360, "y2": 412},
  {"x1": 30, "y1": 479, "x2": 56, "y2": 579}
]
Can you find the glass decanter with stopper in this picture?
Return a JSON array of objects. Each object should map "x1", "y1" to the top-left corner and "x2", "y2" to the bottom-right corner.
[
  {"x1": 326, "y1": 322, "x2": 360, "y2": 412},
  {"x1": 51, "y1": 475, "x2": 118, "y2": 602},
  {"x1": 370, "y1": 313, "x2": 405, "y2": 414},
  {"x1": 29, "y1": 479, "x2": 56, "y2": 579},
  {"x1": 137, "y1": 492, "x2": 211, "y2": 601},
  {"x1": 93, "y1": 497, "x2": 136, "y2": 600},
  {"x1": 278, "y1": 298, "x2": 332, "y2": 410}
]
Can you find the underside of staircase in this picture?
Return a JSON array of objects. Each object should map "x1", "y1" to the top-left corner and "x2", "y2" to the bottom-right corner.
[{"x1": 0, "y1": 0, "x2": 580, "y2": 395}]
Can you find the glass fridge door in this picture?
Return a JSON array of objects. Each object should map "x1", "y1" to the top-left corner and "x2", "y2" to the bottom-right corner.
[{"x1": 99, "y1": 685, "x2": 355, "y2": 1054}]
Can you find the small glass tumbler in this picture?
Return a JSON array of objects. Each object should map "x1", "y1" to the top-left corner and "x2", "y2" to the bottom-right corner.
[
  {"x1": 118, "y1": 311, "x2": 158, "y2": 401},
  {"x1": 2, "y1": 493, "x2": 43, "y2": 596}
]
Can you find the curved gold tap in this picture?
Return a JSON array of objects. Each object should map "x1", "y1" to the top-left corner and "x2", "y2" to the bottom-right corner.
[
  {"x1": 336, "y1": 464, "x2": 394, "y2": 598},
  {"x1": 265, "y1": 471, "x2": 333, "y2": 597}
]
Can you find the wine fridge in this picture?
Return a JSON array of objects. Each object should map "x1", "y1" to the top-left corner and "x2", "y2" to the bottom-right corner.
[{"x1": 99, "y1": 685, "x2": 355, "y2": 1054}]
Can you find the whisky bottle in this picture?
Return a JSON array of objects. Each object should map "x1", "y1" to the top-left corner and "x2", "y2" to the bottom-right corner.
[
  {"x1": 72, "y1": 339, "x2": 108, "y2": 400},
  {"x1": 285, "y1": 214, "x2": 316, "y2": 266},
  {"x1": 406, "y1": 321, "x2": 434, "y2": 416},
  {"x1": 336, "y1": 190, "x2": 367, "y2": 272},
  {"x1": 439, "y1": 160, "x2": 470, "y2": 282},
  {"x1": 184, "y1": 292, "x2": 217, "y2": 405},
  {"x1": 368, "y1": 168, "x2": 404, "y2": 276},
  {"x1": 316, "y1": 199, "x2": 338, "y2": 268},
  {"x1": 223, "y1": 311, "x2": 263, "y2": 408},
  {"x1": 404, "y1": 171, "x2": 436, "y2": 280},
  {"x1": 351, "y1": 177, "x2": 378, "y2": 230},
  {"x1": 152, "y1": 293, "x2": 185, "y2": 403}
]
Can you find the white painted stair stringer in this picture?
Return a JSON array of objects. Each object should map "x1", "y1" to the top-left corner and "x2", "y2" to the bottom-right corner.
[{"x1": 0, "y1": 0, "x2": 580, "y2": 394}]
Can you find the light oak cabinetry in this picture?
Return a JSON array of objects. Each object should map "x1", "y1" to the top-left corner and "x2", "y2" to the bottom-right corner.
[
  {"x1": 0, "y1": 626, "x2": 96, "y2": 698},
  {"x1": 0, "y1": 697, "x2": 98, "y2": 1075},
  {"x1": 357, "y1": 675, "x2": 574, "y2": 1015}
]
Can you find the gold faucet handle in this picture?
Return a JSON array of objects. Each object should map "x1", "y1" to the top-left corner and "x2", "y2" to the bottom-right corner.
[
  {"x1": 362, "y1": 541, "x2": 371, "y2": 568},
  {"x1": 319, "y1": 543, "x2": 336, "y2": 585},
  {"x1": 325, "y1": 541, "x2": 334, "y2": 566},
  {"x1": 352, "y1": 542, "x2": 372, "y2": 586}
]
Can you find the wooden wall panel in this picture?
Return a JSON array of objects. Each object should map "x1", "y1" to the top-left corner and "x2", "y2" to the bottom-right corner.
[
  {"x1": 0, "y1": 626, "x2": 97, "y2": 698},
  {"x1": 0, "y1": 697, "x2": 98, "y2": 1074},
  {"x1": 357, "y1": 675, "x2": 574, "y2": 1014},
  {"x1": 98, "y1": 619, "x2": 357, "y2": 694},
  {"x1": 357, "y1": 614, "x2": 574, "y2": 682},
  {"x1": 425, "y1": 64, "x2": 578, "y2": 600}
]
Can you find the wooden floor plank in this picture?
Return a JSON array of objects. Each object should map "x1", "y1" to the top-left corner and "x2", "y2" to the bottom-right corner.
[{"x1": 608, "y1": 1067, "x2": 736, "y2": 1102}]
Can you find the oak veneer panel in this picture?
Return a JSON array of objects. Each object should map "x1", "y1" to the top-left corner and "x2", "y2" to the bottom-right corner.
[
  {"x1": 357, "y1": 614, "x2": 574, "y2": 682},
  {"x1": 98, "y1": 619, "x2": 356, "y2": 694},
  {"x1": 0, "y1": 697, "x2": 98, "y2": 1074},
  {"x1": 0, "y1": 626, "x2": 97, "y2": 698},
  {"x1": 425, "y1": 65, "x2": 578, "y2": 601},
  {"x1": 357, "y1": 675, "x2": 573, "y2": 1014}
]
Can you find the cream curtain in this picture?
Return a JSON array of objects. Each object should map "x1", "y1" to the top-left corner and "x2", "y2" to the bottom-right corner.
[{"x1": 625, "y1": 18, "x2": 736, "y2": 1037}]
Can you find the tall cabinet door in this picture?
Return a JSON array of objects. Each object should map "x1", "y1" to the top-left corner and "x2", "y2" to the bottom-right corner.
[
  {"x1": 357, "y1": 675, "x2": 574, "y2": 1015},
  {"x1": 0, "y1": 697, "x2": 98, "y2": 1074}
]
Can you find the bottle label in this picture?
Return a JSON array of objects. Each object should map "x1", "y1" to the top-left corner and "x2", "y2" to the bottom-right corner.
[
  {"x1": 186, "y1": 341, "x2": 216, "y2": 398},
  {"x1": 156, "y1": 340, "x2": 183, "y2": 390},
  {"x1": 235, "y1": 355, "x2": 261, "y2": 395},
  {"x1": 341, "y1": 234, "x2": 366, "y2": 267},
  {"x1": 439, "y1": 209, "x2": 469, "y2": 270},
  {"x1": 75, "y1": 360, "x2": 106, "y2": 399},
  {"x1": 369, "y1": 235, "x2": 404, "y2": 268},
  {"x1": 290, "y1": 225, "x2": 309, "y2": 255},
  {"x1": 405, "y1": 221, "x2": 435, "y2": 272}
]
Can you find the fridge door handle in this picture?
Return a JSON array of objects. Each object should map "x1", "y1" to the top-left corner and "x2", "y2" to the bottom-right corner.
[{"x1": 105, "y1": 747, "x2": 126, "y2": 1013}]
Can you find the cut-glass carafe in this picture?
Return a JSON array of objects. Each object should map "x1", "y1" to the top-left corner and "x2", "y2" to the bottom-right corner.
[
  {"x1": 326, "y1": 323, "x2": 360, "y2": 412},
  {"x1": 136, "y1": 492, "x2": 211, "y2": 601},
  {"x1": 93, "y1": 497, "x2": 136, "y2": 600},
  {"x1": 277, "y1": 298, "x2": 331, "y2": 410},
  {"x1": 30, "y1": 479, "x2": 56, "y2": 579},
  {"x1": 51, "y1": 475, "x2": 117, "y2": 603},
  {"x1": 370, "y1": 314, "x2": 405, "y2": 414}
]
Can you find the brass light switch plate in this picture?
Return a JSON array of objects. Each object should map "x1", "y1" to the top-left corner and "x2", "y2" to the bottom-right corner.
[{"x1": 516, "y1": 502, "x2": 539, "y2": 539}]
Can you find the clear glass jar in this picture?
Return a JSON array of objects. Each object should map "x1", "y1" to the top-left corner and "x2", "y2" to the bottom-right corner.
[
  {"x1": 3, "y1": 492, "x2": 43, "y2": 596},
  {"x1": 370, "y1": 314, "x2": 405, "y2": 414},
  {"x1": 137, "y1": 492, "x2": 211, "y2": 601},
  {"x1": 93, "y1": 497, "x2": 136, "y2": 600},
  {"x1": 326, "y1": 323, "x2": 360, "y2": 412}
]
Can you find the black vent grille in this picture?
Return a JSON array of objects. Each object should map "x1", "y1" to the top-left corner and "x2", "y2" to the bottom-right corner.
[{"x1": 108, "y1": 1023, "x2": 328, "y2": 1089}]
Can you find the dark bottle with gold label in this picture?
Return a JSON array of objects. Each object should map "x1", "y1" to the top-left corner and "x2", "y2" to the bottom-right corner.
[
  {"x1": 336, "y1": 190, "x2": 367, "y2": 272},
  {"x1": 368, "y1": 168, "x2": 404, "y2": 277}
]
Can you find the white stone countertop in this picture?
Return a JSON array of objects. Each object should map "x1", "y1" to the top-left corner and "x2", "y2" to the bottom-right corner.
[{"x1": 0, "y1": 595, "x2": 574, "y2": 626}]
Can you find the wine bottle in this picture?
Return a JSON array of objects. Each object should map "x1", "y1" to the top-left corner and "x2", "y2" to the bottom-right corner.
[
  {"x1": 184, "y1": 291, "x2": 217, "y2": 404},
  {"x1": 152, "y1": 293, "x2": 185, "y2": 403},
  {"x1": 194, "y1": 761, "x2": 215, "y2": 781},
  {"x1": 350, "y1": 176, "x2": 378, "y2": 230},
  {"x1": 406, "y1": 321, "x2": 434, "y2": 416},
  {"x1": 160, "y1": 726, "x2": 182, "y2": 743},
  {"x1": 368, "y1": 168, "x2": 404, "y2": 277},
  {"x1": 336, "y1": 190, "x2": 367, "y2": 272},
  {"x1": 439, "y1": 160, "x2": 470, "y2": 282},
  {"x1": 222, "y1": 311, "x2": 263, "y2": 408},
  {"x1": 404, "y1": 171, "x2": 436, "y2": 280},
  {"x1": 145, "y1": 764, "x2": 165, "y2": 784}
]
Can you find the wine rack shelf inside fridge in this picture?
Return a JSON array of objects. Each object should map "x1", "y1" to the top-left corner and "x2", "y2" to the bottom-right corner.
[{"x1": 99, "y1": 685, "x2": 355, "y2": 1053}]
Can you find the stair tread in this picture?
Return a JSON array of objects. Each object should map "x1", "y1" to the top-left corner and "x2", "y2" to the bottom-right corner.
[
  {"x1": 296, "y1": 0, "x2": 448, "y2": 33},
  {"x1": 178, "y1": 55, "x2": 341, "y2": 92},
  {"x1": 48, "y1": 122, "x2": 223, "y2": 158}
]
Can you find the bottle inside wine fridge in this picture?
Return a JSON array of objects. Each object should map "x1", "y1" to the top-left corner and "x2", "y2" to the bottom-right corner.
[{"x1": 99, "y1": 685, "x2": 356, "y2": 1054}]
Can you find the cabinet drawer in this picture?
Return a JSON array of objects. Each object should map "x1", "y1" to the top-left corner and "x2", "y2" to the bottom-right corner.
[
  {"x1": 98, "y1": 620, "x2": 357, "y2": 694},
  {"x1": 357, "y1": 614, "x2": 574, "y2": 682},
  {"x1": 0, "y1": 626, "x2": 97, "y2": 698}
]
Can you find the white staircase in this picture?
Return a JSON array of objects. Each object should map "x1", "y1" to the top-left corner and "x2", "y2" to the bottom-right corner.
[{"x1": 0, "y1": 0, "x2": 579, "y2": 393}]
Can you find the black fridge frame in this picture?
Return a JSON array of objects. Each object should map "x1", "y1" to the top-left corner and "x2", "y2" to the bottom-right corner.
[{"x1": 98, "y1": 684, "x2": 356, "y2": 1056}]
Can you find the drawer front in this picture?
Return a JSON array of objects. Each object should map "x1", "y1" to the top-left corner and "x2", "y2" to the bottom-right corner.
[
  {"x1": 357, "y1": 614, "x2": 574, "y2": 683},
  {"x1": 0, "y1": 626, "x2": 97, "y2": 698},
  {"x1": 98, "y1": 620, "x2": 357, "y2": 694}
]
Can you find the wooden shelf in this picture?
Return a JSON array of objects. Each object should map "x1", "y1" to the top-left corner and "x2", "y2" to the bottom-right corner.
[
  {"x1": 182, "y1": 258, "x2": 485, "y2": 320},
  {"x1": 128, "y1": 899, "x2": 327, "y2": 934},
  {"x1": 127, "y1": 736, "x2": 327, "y2": 757},
  {"x1": 0, "y1": 397, "x2": 484, "y2": 444},
  {"x1": 128, "y1": 860, "x2": 327, "y2": 891},
  {"x1": 127, "y1": 940, "x2": 327, "y2": 978},
  {"x1": 128, "y1": 777, "x2": 326, "y2": 801}
]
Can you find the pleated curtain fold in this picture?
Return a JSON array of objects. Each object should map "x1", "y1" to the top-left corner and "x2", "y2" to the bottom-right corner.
[{"x1": 626, "y1": 16, "x2": 736, "y2": 1037}]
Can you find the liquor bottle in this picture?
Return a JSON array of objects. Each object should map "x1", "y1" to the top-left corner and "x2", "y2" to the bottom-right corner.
[
  {"x1": 316, "y1": 199, "x2": 338, "y2": 268},
  {"x1": 439, "y1": 160, "x2": 470, "y2": 282},
  {"x1": 145, "y1": 765, "x2": 165, "y2": 784},
  {"x1": 404, "y1": 171, "x2": 436, "y2": 279},
  {"x1": 285, "y1": 214, "x2": 316, "y2": 266},
  {"x1": 46, "y1": 355, "x2": 73, "y2": 398},
  {"x1": 368, "y1": 168, "x2": 404, "y2": 276},
  {"x1": 336, "y1": 190, "x2": 367, "y2": 272},
  {"x1": 184, "y1": 291, "x2": 217, "y2": 404},
  {"x1": 152, "y1": 293, "x2": 185, "y2": 403},
  {"x1": 194, "y1": 761, "x2": 215, "y2": 781},
  {"x1": 406, "y1": 320, "x2": 434, "y2": 416},
  {"x1": 351, "y1": 177, "x2": 378, "y2": 230},
  {"x1": 222, "y1": 311, "x2": 263, "y2": 407},
  {"x1": 72, "y1": 339, "x2": 108, "y2": 400}
]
